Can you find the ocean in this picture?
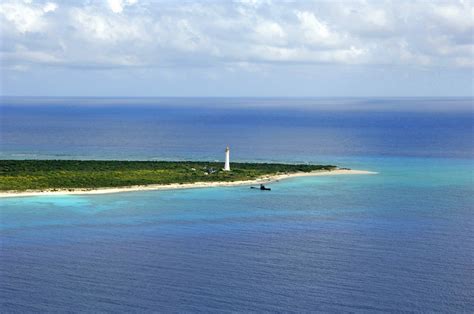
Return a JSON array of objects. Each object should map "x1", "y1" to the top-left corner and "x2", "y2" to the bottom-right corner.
[{"x1": 1, "y1": 97, "x2": 473, "y2": 312}]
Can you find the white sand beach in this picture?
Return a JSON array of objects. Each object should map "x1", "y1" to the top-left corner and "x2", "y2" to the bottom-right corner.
[{"x1": 0, "y1": 169, "x2": 377, "y2": 198}]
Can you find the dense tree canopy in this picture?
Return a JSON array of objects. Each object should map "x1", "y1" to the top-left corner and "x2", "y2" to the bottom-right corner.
[{"x1": 0, "y1": 160, "x2": 336, "y2": 191}]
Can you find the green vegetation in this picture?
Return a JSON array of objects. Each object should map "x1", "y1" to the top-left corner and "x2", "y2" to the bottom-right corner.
[{"x1": 0, "y1": 160, "x2": 337, "y2": 191}]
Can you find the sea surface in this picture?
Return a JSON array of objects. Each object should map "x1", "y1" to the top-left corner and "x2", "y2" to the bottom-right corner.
[{"x1": 1, "y1": 97, "x2": 473, "y2": 312}]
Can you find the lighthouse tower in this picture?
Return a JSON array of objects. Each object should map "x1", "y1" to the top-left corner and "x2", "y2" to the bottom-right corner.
[{"x1": 224, "y1": 146, "x2": 231, "y2": 171}]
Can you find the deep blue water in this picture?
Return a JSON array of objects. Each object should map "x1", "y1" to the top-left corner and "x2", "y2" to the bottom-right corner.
[
  {"x1": 1, "y1": 97, "x2": 473, "y2": 161},
  {"x1": 1, "y1": 98, "x2": 473, "y2": 312}
]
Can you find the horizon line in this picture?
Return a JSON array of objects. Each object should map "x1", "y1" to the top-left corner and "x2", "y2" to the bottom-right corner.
[{"x1": 1, "y1": 95, "x2": 473, "y2": 99}]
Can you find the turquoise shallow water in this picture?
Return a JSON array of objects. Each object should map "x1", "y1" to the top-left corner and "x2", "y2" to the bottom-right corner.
[
  {"x1": 1, "y1": 98, "x2": 473, "y2": 311},
  {"x1": 1, "y1": 156, "x2": 473, "y2": 312}
]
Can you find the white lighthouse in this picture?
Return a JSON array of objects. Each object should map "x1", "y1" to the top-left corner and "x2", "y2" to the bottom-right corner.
[{"x1": 224, "y1": 146, "x2": 231, "y2": 171}]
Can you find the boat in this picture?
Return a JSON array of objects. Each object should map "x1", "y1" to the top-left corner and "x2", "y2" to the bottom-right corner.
[{"x1": 250, "y1": 184, "x2": 271, "y2": 191}]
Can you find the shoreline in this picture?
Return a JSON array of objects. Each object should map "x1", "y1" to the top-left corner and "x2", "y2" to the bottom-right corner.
[{"x1": 0, "y1": 169, "x2": 377, "y2": 198}]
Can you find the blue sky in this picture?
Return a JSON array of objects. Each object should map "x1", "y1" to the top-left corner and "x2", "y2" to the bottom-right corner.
[{"x1": 0, "y1": 0, "x2": 473, "y2": 97}]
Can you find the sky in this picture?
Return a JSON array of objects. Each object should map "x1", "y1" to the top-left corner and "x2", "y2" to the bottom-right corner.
[{"x1": 0, "y1": 0, "x2": 473, "y2": 97}]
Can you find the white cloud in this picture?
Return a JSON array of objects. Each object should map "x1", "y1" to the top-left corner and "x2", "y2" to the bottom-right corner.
[
  {"x1": 0, "y1": 1, "x2": 53, "y2": 33},
  {"x1": 430, "y1": 3, "x2": 474, "y2": 33},
  {"x1": 0, "y1": 0, "x2": 472, "y2": 70},
  {"x1": 296, "y1": 11, "x2": 332, "y2": 45},
  {"x1": 454, "y1": 56, "x2": 474, "y2": 68},
  {"x1": 236, "y1": 0, "x2": 272, "y2": 8},
  {"x1": 2, "y1": 44, "x2": 62, "y2": 66},
  {"x1": 253, "y1": 20, "x2": 286, "y2": 45},
  {"x1": 397, "y1": 40, "x2": 432, "y2": 66},
  {"x1": 107, "y1": 0, "x2": 138, "y2": 14},
  {"x1": 43, "y1": 2, "x2": 57, "y2": 13},
  {"x1": 70, "y1": 7, "x2": 149, "y2": 43}
]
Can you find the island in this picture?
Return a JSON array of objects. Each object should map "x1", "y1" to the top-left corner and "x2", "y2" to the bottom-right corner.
[{"x1": 0, "y1": 160, "x2": 376, "y2": 197}]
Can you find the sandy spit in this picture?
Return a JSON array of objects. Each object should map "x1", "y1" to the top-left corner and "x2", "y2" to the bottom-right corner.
[{"x1": 0, "y1": 169, "x2": 377, "y2": 198}]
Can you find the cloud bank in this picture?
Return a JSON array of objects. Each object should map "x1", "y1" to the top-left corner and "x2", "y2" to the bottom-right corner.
[{"x1": 0, "y1": 0, "x2": 473, "y2": 96}]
